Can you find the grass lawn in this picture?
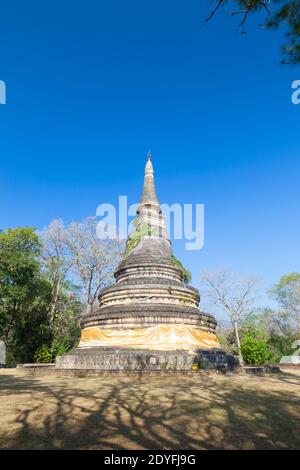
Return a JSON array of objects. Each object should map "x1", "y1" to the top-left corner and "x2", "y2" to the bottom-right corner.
[{"x1": 0, "y1": 368, "x2": 299, "y2": 450}]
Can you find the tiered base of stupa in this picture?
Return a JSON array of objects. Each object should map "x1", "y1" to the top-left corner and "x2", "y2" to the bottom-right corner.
[
  {"x1": 56, "y1": 240, "x2": 238, "y2": 371},
  {"x1": 56, "y1": 314, "x2": 238, "y2": 371},
  {"x1": 55, "y1": 346, "x2": 237, "y2": 371}
]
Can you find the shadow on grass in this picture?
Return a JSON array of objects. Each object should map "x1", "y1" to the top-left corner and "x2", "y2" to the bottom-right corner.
[{"x1": 0, "y1": 371, "x2": 300, "y2": 450}]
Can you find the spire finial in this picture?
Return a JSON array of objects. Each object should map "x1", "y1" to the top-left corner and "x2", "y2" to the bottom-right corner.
[{"x1": 147, "y1": 149, "x2": 152, "y2": 161}]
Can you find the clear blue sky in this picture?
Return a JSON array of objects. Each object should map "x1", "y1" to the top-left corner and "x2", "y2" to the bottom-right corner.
[{"x1": 0, "y1": 0, "x2": 299, "y2": 304}]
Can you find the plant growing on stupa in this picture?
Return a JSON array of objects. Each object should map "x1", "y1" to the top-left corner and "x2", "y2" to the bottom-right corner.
[
  {"x1": 171, "y1": 255, "x2": 192, "y2": 284},
  {"x1": 125, "y1": 221, "x2": 154, "y2": 256}
]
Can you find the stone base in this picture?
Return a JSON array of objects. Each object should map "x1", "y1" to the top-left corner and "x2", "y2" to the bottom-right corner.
[{"x1": 55, "y1": 347, "x2": 239, "y2": 371}]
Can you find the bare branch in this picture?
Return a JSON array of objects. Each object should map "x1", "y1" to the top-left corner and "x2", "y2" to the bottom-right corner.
[
  {"x1": 65, "y1": 218, "x2": 124, "y2": 314},
  {"x1": 208, "y1": 0, "x2": 273, "y2": 34},
  {"x1": 201, "y1": 268, "x2": 261, "y2": 367},
  {"x1": 205, "y1": 0, "x2": 226, "y2": 23}
]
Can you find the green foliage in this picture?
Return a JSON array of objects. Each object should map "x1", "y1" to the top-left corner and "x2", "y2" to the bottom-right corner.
[
  {"x1": 220, "y1": 303, "x2": 300, "y2": 365},
  {"x1": 242, "y1": 311, "x2": 270, "y2": 342},
  {"x1": 171, "y1": 255, "x2": 192, "y2": 284},
  {"x1": 270, "y1": 272, "x2": 300, "y2": 311},
  {"x1": 125, "y1": 222, "x2": 192, "y2": 284},
  {"x1": 125, "y1": 222, "x2": 154, "y2": 255},
  {"x1": 0, "y1": 227, "x2": 50, "y2": 362},
  {"x1": 11, "y1": 279, "x2": 53, "y2": 363},
  {"x1": 268, "y1": 1, "x2": 300, "y2": 64},
  {"x1": 267, "y1": 333, "x2": 298, "y2": 364},
  {"x1": 52, "y1": 339, "x2": 70, "y2": 357},
  {"x1": 34, "y1": 344, "x2": 53, "y2": 363},
  {"x1": 0, "y1": 227, "x2": 41, "y2": 305},
  {"x1": 50, "y1": 302, "x2": 81, "y2": 357},
  {"x1": 0, "y1": 226, "x2": 82, "y2": 364},
  {"x1": 268, "y1": 274, "x2": 300, "y2": 337},
  {"x1": 241, "y1": 333, "x2": 270, "y2": 366},
  {"x1": 278, "y1": 272, "x2": 300, "y2": 287},
  {"x1": 207, "y1": 270, "x2": 300, "y2": 366}
]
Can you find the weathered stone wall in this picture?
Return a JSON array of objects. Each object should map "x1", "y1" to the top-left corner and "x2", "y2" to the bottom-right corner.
[{"x1": 56, "y1": 348, "x2": 238, "y2": 371}]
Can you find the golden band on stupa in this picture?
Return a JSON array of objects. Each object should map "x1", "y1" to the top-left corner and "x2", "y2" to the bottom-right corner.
[{"x1": 79, "y1": 325, "x2": 220, "y2": 351}]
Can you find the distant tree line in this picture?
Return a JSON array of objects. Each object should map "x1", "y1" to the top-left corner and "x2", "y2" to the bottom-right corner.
[
  {"x1": 0, "y1": 221, "x2": 299, "y2": 366},
  {"x1": 202, "y1": 268, "x2": 300, "y2": 366},
  {"x1": 0, "y1": 220, "x2": 123, "y2": 364}
]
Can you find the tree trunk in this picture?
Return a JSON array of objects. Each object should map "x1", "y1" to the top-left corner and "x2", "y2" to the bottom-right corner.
[
  {"x1": 234, "y1": 320, "x2": 244, "y2": 370},
  {"x1": 48, "y1": 277, "x2": 60, "y2": 323},
  {"x1": 85, "y1": 302, "x2": 93, "y2": 316}
]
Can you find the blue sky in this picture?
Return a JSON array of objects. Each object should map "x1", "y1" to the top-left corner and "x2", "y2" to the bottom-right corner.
[{"x1": 0, "y1": 0, "x2": 299, "y2": 307}]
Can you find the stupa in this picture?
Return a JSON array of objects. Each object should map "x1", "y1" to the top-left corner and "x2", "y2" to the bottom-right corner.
[{"x1": 56, "y1": 153, "x2": 237, "y2": 371}]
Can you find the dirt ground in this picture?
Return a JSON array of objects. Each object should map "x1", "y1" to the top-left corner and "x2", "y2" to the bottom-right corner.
[{"x1": 0, "y1": 368, "x2": 299, "y2": 450}]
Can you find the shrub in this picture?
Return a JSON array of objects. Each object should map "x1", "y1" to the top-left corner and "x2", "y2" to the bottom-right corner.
[
  {"x1": 241, "y1": 334, "x2": 270, "y2": 365},
  {"x1": 171, "y1": 255, "x2": 192, "y2": 284},
  {"x1": 51, "y1": 337, "x2": 71, "y2": 357},
  {"x1": 33, "y1": 344, "x2": 53, "y2": 363}
]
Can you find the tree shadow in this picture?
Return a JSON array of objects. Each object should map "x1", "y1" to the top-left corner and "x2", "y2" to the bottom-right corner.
[{"x1": 0, "y1": 370, "x2": 300, "y2": 450}]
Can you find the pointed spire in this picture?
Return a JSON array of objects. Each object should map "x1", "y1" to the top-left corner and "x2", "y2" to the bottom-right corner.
[
  {"x1": 145, "y1": 155, "x2": 154, "y2": 177},
  {"x1": 133, "y1": 151, "x2": 169, "y2": 242},
  {"x1": 140, "y1": 151, "x2": 159, "y2": 206}
]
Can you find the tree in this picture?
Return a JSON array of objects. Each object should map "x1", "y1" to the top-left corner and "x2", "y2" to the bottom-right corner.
[
  {"x1": 271, "y1": 272, "x2": 300, "y2": 312},
  {"x1": 65, "y1": 218, "x2": 123, "y2": 315},
  {"x1": 39, "y1": 219, "x2": 72, "y2": 322},
  {"x1": 0, "y1": 227, "x2": 52, "y2": 362},
  {"x1": 206, "y1": 1, "x2": 300, "y2": 64},
  {"x1": 241, "y1": 306, "x2": 299, "y2": 362},
  {"x1": 0, "y1": 227, "x2": 41, "y2": 344},
  {"x1": 46, "y1": 281, "x2": 82, "y2": 360},
  {"x1": 201, "y1": 268, "x2": 260, "y2": 367},
  {"x1": 270, "y1": 272, "x2": 300, "y2": 332},
  {"x1": 0, "y1": 220, "x2": 122, "y2": 363},
  {"x1": 12, "y1": 278, "x2": 53, "y2": 363},
  {"x1": 38, "y1": 219, "x2": 86, "y2": 360}
]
